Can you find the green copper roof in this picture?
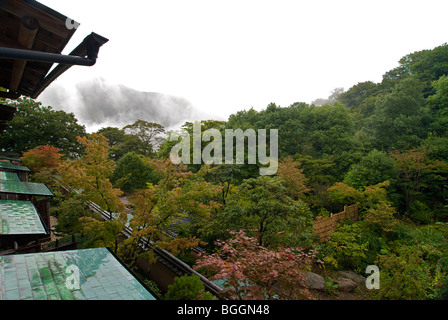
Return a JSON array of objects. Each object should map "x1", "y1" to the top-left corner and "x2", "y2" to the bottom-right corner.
[
  {"x1": 0, "y1": 156, "x2": 21, "y2": 162},
  {"x1": 0, "y1": 180, "x2": 54, "y2": 197},
  {"x1": 0, "y1": 200, "x2": 47, "y2": 235},
  {"x1": 0, "y1": 171, "x2": 20, "y2": 181},
  {"x1": 0, "y1": 161, "x2": 30, "y2": 172},
  {"x1": 0, "y1": 247, "x2": 158, "y2": 300}
]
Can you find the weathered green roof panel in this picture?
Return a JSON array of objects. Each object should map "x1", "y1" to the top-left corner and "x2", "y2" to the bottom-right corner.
[
  {"x1": 0, "y1": 180, "x2": 54, "y2": 197},
  {"x1": 0, "y1": 200, "x2": 47, "y2": 235},
  {"x1": 0, "y1": 247, "x2": 158, "y2": 300},
  {"x1": 0, "y1": 180, "x2": 29, "y2": 194},
  {"x1": 0, "y1": 161, "x2": 30, "y2": 172},
  {"x1": 0, "y1": 156, "x2": 21, "y2": 163},
  {"x1": 0, "y1": 171, "x2": 20, "y2": 181},
  {"x1": 25, "y1": 182, "x2": 55, "y2": 197}
]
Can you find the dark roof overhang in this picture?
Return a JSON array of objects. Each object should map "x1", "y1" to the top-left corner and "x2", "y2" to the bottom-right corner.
[{"x1": 0, "y1": 0, "x2": 108, "y2": 100}]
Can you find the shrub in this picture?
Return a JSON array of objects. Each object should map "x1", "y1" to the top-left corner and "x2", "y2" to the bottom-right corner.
[
  {"x1": 372, "y1": 245, "x2": 448, "y2": 300},
  {"x1": 325, "y1": 222, "x2": 369, "y2": 272},
  {"x1": 164, "y1": 275, "x2": 215, "y2": 300}
]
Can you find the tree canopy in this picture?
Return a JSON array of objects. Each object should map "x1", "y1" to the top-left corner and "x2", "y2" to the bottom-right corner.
[
  {"x1": 0, "y1": 97, "x2": 86, "y2": 157},
  {"x1": 6, "y1": 42, "x2": 448, "y2": 301}
]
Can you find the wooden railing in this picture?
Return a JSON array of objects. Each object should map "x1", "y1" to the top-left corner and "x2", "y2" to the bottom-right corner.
[{"x1": 58, "y1": 182, "x2": 223, "y2": 298}]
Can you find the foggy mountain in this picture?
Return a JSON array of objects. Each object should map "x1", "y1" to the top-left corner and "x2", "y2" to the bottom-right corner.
[
  {"x1": 39, "y1": 77, "x2": 215, "y2": 132},
  {"x1": 311, "y1": 87, "x2": 344, "y2": 106}
]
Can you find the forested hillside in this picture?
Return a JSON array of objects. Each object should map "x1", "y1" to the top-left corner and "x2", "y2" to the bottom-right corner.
[{"x1": 1, "y1": 43, "x2": 447, "y2": 300}]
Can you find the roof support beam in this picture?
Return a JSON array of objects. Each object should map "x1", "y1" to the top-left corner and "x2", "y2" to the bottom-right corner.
[{"x1": 9, "y1": 15, "x2": 39, "y2": 93}]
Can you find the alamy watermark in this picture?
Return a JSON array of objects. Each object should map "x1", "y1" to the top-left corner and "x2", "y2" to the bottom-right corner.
[
  {"x1": 365, "y1": 265, "x2": 380, "y2": 289},
  {"x1": 65, "y1": 264, "x2": 80, "y2": 290},
  {"x1": 65, "y1": 18, "x2": 80, "y2": 30},
  {"x1": 169, "y1": 122, "x2": 278, "y2": 175}
]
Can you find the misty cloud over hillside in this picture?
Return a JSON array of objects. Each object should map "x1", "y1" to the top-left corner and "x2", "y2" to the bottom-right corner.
[{"x1": 39, "y1": 78, "x2": 215, "y2": 131}]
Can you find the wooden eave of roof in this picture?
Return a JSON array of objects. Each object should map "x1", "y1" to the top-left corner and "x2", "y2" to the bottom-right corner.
[{"x1": 0, "y1": 0, "x2": 76, "y2": 98}]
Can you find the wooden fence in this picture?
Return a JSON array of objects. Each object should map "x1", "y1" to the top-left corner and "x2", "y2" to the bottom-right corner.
[{"x1": 313, "y1": 204, "x2": 359, "y2": 242}]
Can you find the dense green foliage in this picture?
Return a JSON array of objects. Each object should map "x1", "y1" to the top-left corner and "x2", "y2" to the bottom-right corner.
[
  {"x1": 4, "y1": 42, "x2": 448, "y2": 300},
  {"x1": 111, "y1": 151, "x2": 159, "y2": 192},
  {"x1": 0, "y1": 98, "x2": 86, "y2": 157},
  {"x1": 164, "y1": 275, "x2": 214, "y2": 300},
  {"x1": 220, "y1": 176, "x2": 313, "y2": 247}
]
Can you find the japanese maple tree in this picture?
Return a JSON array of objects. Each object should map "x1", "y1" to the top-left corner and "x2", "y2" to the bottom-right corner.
[
  {"x1": 22, "y1": 144, "x2": 63, "y2": 173},
  {"x1": 276, "y1": 156, "x2": 310, "y2": 200},
  {"x1": 194, "y1": 230, "x2": 320, "y2": 300},
  {"x1": 21, "y1": 144, "x2": 64, "y2": 185},
  {"x1": 118, "y1": 159, "x2": 220, "y2": 267},
  {"x1": 58, "y1": 133, "x2": 124, "y2": 215}
]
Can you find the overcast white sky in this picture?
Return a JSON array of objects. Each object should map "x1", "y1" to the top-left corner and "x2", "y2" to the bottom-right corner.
[{"x1": 37, "y1": 0, "x2": 448, "y2": 131}]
